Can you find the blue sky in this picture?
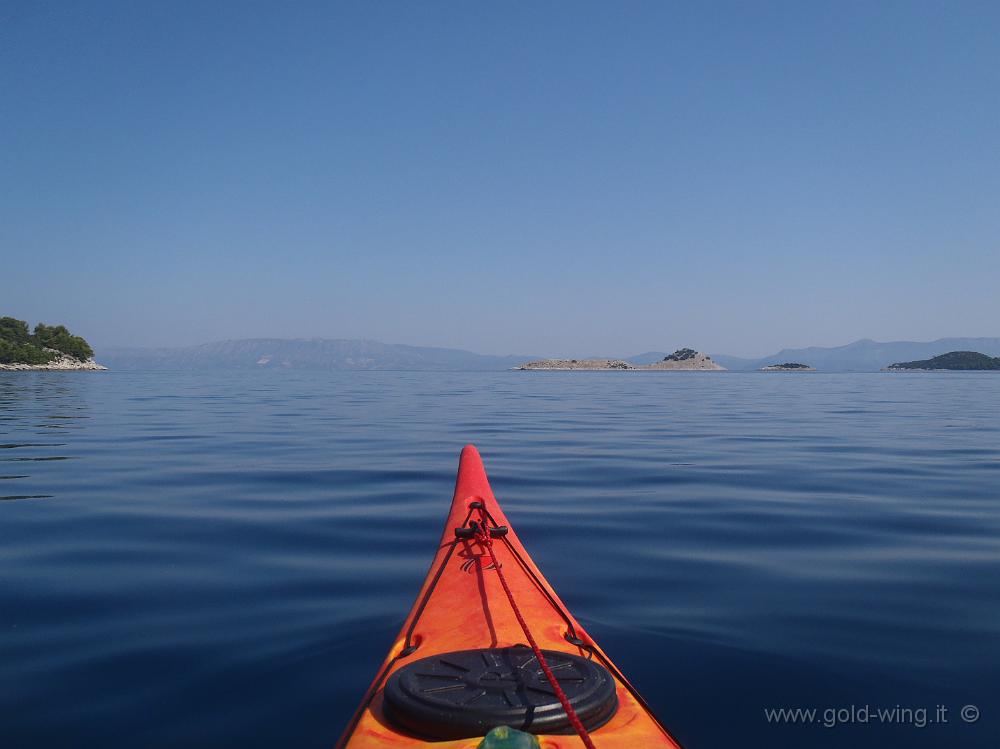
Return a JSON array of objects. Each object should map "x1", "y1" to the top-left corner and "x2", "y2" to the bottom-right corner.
[{"x1": 3, "y1": 1, "x2": 998, "y2": 357}]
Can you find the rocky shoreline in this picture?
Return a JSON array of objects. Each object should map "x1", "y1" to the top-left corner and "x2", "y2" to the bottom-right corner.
[
  {"x1": 517, "y1": 349, "x2": 725, "y2": 371},
  {"x1": 516, "y1": 358, "x2": 635, "y2": 370},
  {"x1": 0, "y1": 354, "x2": 107, "y2": 371}
]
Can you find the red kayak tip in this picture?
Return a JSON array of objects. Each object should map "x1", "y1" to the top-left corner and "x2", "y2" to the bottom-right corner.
[{"x1": 454, "y1": 444, "x2": 492, "y2": 503}]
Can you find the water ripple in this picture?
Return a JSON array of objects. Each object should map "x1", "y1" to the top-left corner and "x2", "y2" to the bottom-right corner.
[{"x1": 0, "y1": 371, "x2": 997, "y2": 748}]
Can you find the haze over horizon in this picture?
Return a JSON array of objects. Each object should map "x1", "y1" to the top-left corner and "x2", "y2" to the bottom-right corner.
[
  {"x1": 4, "y1": 3, "x2": 999, "y2": 359},
  {"x1": 92, "y1": 332, "x2": 1000, "y2": 365}
]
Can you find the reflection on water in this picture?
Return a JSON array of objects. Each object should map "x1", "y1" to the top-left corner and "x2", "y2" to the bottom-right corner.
[
  {"x1": 0, "y1": 370, "x2": 998, "y2": 748},
  {"x1": 0, "y1": 375, "x2": 84, "y2": 500}
]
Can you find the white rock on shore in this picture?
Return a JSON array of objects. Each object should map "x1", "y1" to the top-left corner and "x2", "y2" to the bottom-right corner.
[
  {"x1": 517, "y1": 358, "x2": 636, "y2": 370},
  {"x1": 644, "y1": 351, "x2": 725, "y2": 370},
  {"x1": 0, "y1": 353, "x2": 107, "y2": 371}
]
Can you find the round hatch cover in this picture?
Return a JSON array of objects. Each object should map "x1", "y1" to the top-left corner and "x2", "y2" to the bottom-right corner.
[{"x1": 383, "y1": 645, "x2": 618, "y2": 740}]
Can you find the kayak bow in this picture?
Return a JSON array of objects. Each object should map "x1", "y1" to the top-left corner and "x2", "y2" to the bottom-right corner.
[{"x1": 336, "y1": 445, "x2": 682, "y2": 748}]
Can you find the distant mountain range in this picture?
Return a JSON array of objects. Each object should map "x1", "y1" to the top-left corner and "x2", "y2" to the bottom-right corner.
[
  {"x1": 706, "y1": 338, "x2": 1000, "y2": 372},
  {"x1": 98, "y1": 338, "x2": 532, "y2": 371},
  {"x1": 97, "y1": 337, "x2": 1000, "y2": 372}
]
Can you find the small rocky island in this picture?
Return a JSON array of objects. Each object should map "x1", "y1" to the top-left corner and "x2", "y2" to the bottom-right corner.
[
  {"x1": 760, "y1": 362, "x2": 815, "y2": 372},
  {"x1": 0, "y1": 317, "x2": 106, "y2": 371},
  {"x1": 883, "y1": 351, "x2": 1000, "y2": 371},
  {"x1": 517, "y1": 348, "x2": 726, "y2": 371}
]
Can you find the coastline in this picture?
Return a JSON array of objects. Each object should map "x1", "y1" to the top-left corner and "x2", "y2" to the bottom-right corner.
[
  {"x1": 515, "y1": 362, "x2": 726, "y2": 371},
  {"x1": 881, "y1": 367, "x2": 1000, "y2": 372},
  {"x1": 517, "y1": 350, "x2": 725, "y2": 371},
  {"x1": 0, "y1": 355, "x2": 107, "y2": 372}
]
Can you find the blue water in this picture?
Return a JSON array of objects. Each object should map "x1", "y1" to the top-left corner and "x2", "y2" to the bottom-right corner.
[{"x1": 1, "y1": 371, "x2": 997, "y2": 748}]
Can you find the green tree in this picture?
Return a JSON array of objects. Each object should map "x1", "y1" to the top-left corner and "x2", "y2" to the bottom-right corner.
[
  {"x1": 0, "y1": 339, "x2": 58, "y2": 365},
  {"x1": 32, "y1": 323, "x2": 94, "y2": 361},
  {"x1": 0, "y1": 317, "x2": 32, "y2": 345},
  {"x1": 0, "y1": 317, "x2": 95, "y2": 364}
]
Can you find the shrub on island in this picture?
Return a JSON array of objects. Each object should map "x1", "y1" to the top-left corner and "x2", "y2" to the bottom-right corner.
[{"x1": 0, "y1": 317, "x2": 95, "y2": 364}]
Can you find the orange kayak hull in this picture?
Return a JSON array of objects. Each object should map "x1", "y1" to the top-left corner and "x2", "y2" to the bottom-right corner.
[{"x1": 336, "y1": 445, "x2": 682, "y2": 748}]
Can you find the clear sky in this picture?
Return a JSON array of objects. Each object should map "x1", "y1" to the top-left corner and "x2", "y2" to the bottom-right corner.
[{"x1": 3, "y1": 1, "x2": 998, "y2": 357}]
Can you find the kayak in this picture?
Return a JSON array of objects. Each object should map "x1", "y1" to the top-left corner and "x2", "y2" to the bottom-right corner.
[{"x1": 336, "y1": 445, "x2": 683, "y2": 749}]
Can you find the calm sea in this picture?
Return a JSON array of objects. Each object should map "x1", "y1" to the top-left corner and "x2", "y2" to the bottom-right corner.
[{"x1": 1, "y1": 371, "x2": 997, "y2": 748}]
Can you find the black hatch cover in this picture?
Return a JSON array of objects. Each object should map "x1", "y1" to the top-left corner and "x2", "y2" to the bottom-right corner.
[{"x1": 383, "y1": 645, "x2": 618, "y2": 740}]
